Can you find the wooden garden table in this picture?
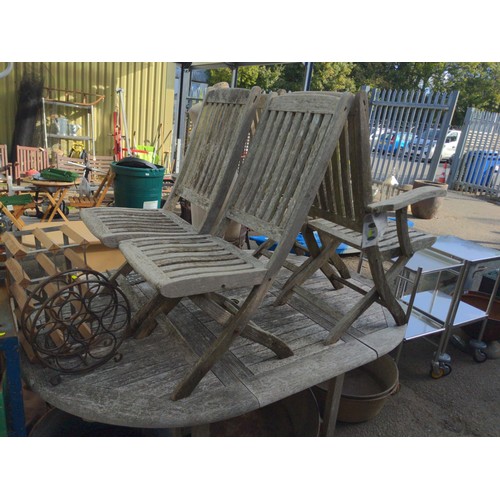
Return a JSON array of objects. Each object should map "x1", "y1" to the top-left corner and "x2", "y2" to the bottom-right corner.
[{"x1": 29, "y1": 179, "x2": 77, "y2": 222}]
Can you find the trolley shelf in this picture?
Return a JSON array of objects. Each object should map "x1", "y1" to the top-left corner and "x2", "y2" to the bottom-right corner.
[
  {"x1": 405, "y1": 308, "x2": 445, "y2": 341},
  {"x1": 403, "y1": 290, "x2": 488, "y2": 327}
]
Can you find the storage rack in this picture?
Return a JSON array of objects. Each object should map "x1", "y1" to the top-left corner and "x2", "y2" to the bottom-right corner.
[
  {"x1": 396, "y1": 247, "x2": 464, "y2": 377},
  {"x1": 396, "y1": 236, "x2": 500, "y2": 376},
  {"x1": 41, "y1": 88, "x2": 105, "y2": 158}
]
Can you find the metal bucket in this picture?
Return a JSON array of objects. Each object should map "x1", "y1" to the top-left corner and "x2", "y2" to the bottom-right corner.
[{"x1": 313, "y1": 355, "x2": 399, "y2": 424}]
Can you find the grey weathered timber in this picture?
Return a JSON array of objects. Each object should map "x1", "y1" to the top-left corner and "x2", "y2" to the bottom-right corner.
[
  {"x1": 21, "y1": 260, "x2": 406, "y2": 432},
  {"x1": 273, "y1": 91, "x2": 446, "y2": 343},
  {"x1": 118, "y1": 91, "x2": 355, "y2": 399},
  {"x1": 81, "y1": 86, "x2": 263, "y2": 247}
]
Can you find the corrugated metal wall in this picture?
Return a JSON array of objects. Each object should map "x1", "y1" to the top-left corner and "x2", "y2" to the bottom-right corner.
[{"x1": 0, "y1": 62, "x2": 176, "y2": 164}]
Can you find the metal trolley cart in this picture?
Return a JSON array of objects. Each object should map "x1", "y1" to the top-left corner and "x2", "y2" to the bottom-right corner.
[
  {"x1": 396, "y1": 236, "x2": 500, "y2": 376},
  {"x1": 431, "y1": 236, "x2": 500, "y2": 363},
  {"x1": 396, "y1": 247, "x2": 463, "y2": 378}
]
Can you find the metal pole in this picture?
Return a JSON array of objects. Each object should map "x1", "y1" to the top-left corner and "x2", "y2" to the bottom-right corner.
[
  {"x1": 116, "y1": 88, "x2": 132, "y2": 157},
  {"x1": 231, "y1": 66, "x2": 239, "y2": 88},
  {"x1": 303, "y1": 62, "x2": 314, "y2": 91},
  {"x1": 176, "y1": 66, "x2": 191, "y2": 159}
]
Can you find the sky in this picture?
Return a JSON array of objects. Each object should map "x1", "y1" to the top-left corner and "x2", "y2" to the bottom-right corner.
[{"x1": 3, "y1": 2, "x2": 499, "y2": 63}]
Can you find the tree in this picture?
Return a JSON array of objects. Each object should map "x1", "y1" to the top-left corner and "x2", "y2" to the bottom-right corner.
[
  {"x1": 353, "y1": 62, "x2": 500, "y2": 124},
  {"x1": 209, "y1": 63, "x2": 500, "y2": 125},
  {"x1": 209, "y1": 63, "x2": 357, "y2": 93},
  {"x1": 207, "y1": 65, "x2": 285, "y2": 91}
]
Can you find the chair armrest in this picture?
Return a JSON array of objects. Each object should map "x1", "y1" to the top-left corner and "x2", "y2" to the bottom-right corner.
[{"x1": 368, "y1": 185, "x2": 446, "y2": 213}]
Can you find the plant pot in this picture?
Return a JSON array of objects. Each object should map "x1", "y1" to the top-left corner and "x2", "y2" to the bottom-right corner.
[
  {"x1": 410, "y1": 179, "x2": 448, "y2": 219},
  {"x1": 312, "y1": 355, "x2": 399, "y2": 424}
]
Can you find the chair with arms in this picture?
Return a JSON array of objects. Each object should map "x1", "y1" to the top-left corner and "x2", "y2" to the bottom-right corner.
[
  {"x1": 272, "y1": 91, "x2": 446, "y2": 344},
  {"x1": 117, "y1": 91, "x2": 354, "y2": 400}
]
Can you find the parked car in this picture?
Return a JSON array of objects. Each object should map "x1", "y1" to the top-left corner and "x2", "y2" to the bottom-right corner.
[
  {"x1": 408, "y1": 129, "x2": 461, "y2": 162},
  {"x1": 376, "y1": 130, "x2": 415, "y2": 155},
  {"x1": 463, "y1": 150, "x2": 500, "y2": 186}
]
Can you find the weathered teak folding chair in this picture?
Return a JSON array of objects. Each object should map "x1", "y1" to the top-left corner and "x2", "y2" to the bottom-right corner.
[
  {"x1": 118, "y1": 91, "x2": 354, "y2": 400},
  {"x1": 273, "y1": 91, "x2": 446, "y2": 344},
  {"x1": 81, "y1": 86, "x2": 264, "y2": 249}
]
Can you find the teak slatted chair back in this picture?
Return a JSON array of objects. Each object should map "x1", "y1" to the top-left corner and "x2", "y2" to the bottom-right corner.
[
  {"x1": 273, "y1": 91, "x2": 446, "y2": 344},
  {"x1": 164, "y1": 88, "x2": 267, "y2": 232},
  {"x1": 14, "y1": 146, "x2": 50, "y2": 183},
  {"x1": 81, "y1": 87, "x2": 264, "y2": 248},
  {"x1": 117, "y1": 91, "x2": 354, "y2": 400},
  {"x1": 1, "y1": 144, "x2": 9, "y2": 195},
  {"x1": 0, "y1": 144, "x2": 8, "y2": 172},
  {"x1": 55, "y1": 155, "x2": 114, "y2": 184}
]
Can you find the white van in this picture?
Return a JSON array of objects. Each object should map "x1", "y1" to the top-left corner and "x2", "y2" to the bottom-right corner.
[{"x1": 441, "y1": 130, "x2": 461, "y2": 161}]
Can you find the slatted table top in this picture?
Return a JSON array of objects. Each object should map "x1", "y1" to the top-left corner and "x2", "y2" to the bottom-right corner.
[{"x1": 21, "y1": 259, "x2": 405, "y2": 429}]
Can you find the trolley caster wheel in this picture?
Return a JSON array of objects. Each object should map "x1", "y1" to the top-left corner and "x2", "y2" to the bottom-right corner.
[
  {"x1": 473, "y1": 349, "x2": 487, "y2": 363},
  {"x1": 430, "y1": 363, "x2": 452, "y2": 379},
  {"x1": 49, "y1": 374, "x2": 63, "y2": 386}
]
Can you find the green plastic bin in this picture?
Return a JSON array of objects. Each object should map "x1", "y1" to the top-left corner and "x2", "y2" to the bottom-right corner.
[{"x1": 112, "y1": 161, "x2": 165, "y2": 209}]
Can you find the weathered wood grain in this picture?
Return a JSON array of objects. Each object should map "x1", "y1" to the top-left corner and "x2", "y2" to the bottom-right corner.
[{"x1": 21, "y1": 262, "x2": 405, "y2": 429}]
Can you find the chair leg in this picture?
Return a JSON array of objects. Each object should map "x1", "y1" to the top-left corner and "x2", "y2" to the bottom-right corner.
[
  {"x1": 364, "y1": 247, "x2": 407, "y2": 325},
  {"x1": 171, "y1": 283, "x2": 273, "y2": 400},
  {"x1": 1, "y1": 203, "x2": 26, "y2": 230},
  {"x1": 192, "y1": 293, "x2": 293, "y2": 359},
  {"x1": 302, "y1": 228, "x2": 349, "y2": 286},
  {"x1": 128, "y1": 292, "x2": 180, "y2": 339},
  {"x1": 273, "y1": 238, "x2": 340, "y2": 307},
  {"x1": 108, "y1": 262, "x2": 134, "y2": 284},
  {"x1": 324, "y1": 255, "x2": 408, "y2": 345}
]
